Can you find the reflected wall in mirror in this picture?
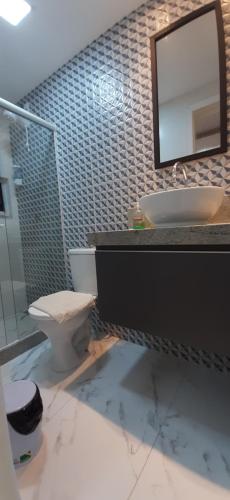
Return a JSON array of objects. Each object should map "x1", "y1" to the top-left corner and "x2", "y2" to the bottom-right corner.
[{"x1": 151, "y1": 0, "x2": 227, "y2": 169}]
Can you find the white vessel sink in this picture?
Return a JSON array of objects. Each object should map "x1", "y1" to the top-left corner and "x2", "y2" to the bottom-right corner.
[{"x1": 140, "y1": 186, "x2": 225, "y2": 227}]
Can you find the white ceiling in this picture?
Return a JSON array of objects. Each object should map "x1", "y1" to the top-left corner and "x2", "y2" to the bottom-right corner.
[
  {"x1": 157, "y1": 10, "x2": 219, "y2": 104},
  {"x1": 0, "y1": 0, "x2": 145, "y2": 103}
]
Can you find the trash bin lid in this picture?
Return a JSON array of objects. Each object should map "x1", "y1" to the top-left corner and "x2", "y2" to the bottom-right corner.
[{"x1": 4, "y1": 381, "x2": 37, "y2": 415}]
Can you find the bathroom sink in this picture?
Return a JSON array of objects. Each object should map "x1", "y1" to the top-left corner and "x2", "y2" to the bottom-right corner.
[{"x1": 140, "y1": 186, "x2": 224, "y2": 227}]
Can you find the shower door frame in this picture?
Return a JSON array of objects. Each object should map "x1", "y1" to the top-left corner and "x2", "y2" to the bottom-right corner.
[{"x1": 0, "y1": 98, "x2": 55, "y2": 131}]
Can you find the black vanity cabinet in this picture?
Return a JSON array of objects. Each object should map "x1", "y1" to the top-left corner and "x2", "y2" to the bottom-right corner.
[{"x1": 96, "y1": 248, "x2": 230, "y2": 356}]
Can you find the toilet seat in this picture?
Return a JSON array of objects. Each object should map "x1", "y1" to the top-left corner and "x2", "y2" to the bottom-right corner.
[{"x1": 28, "y1": 307, "x2": 51, "y2": 321}]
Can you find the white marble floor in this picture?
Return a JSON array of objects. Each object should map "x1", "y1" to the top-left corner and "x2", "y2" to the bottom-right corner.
[{"x1": 2, "y1": 336, "x2": 230, "y2": 500}]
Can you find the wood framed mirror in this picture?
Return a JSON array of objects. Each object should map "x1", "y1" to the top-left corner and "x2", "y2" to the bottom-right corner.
[{"x1": 150, "y1": 0, "x2": 227, "y2": 169}]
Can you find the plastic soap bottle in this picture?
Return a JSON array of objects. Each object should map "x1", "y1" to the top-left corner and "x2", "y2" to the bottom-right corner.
[{"x1": 132, "y1": 202, "x2": 145, "y2": 229}]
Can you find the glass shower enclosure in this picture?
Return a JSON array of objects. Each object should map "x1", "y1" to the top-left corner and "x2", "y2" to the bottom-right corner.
[{"x1": 0, "y1": 99, "x2": 66, "y2": 349}]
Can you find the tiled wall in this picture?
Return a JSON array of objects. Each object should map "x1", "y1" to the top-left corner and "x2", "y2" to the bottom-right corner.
[{"x1": 19, "y1": 0, "x2": 230, "y2": 371}]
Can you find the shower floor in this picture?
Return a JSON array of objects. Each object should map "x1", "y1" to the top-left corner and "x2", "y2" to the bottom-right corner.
[{"x1": 0, "y1": 312, "x2": 36, "y2": 348}]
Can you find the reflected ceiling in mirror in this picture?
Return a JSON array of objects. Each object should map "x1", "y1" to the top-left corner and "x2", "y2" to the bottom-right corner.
[{"x1": 151, "y1": 1, "x2": 227, "y2": 169}]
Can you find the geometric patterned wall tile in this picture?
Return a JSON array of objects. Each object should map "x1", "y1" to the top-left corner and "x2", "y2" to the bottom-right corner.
[{"x1": 17, "y1": 0, "x2": 230, "y2": 371}]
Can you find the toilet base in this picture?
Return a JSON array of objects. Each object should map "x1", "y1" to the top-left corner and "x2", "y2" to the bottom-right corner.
[
  {"x1": 29, "y1": 304, "x2": 93, "y2": 373},
  {"x1": 50, "y1": 320, "x2": 91, "y2": 373}
]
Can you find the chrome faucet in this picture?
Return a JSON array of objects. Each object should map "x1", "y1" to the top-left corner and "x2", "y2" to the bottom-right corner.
[{"x1": 172, "y1": 162, "x2": 188, "y2": 186}]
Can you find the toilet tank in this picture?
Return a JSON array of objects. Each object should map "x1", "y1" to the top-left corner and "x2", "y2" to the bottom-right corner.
[{"x1": 68, "y1": 247, "x2": 97, "y2": 296}]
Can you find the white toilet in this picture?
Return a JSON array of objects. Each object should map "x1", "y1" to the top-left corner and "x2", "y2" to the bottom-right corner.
[{"x1": 28, "y1": 247, "x2": 97, "y2": 372}]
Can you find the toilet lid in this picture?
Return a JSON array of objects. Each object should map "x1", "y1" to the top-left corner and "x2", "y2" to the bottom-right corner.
[
  {"x1": 28, "y1": 306, "x2": 51, "y2": 320},
  {"x1": 29, "y1": 292, "x2": 95, "y2": 322}
]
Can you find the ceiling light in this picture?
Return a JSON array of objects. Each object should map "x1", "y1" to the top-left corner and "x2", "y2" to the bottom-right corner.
[{"x1": 0, "y1": 0, "x2": 31, "y2": 26}]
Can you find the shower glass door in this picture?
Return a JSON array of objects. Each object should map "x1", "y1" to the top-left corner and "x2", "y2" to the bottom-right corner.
[
  {"x1": 0, "y1": 218, "x2": 18, "y2": 345},
  {"x1": 0, "y1": 104, "x2": 66, "y2": 348}
]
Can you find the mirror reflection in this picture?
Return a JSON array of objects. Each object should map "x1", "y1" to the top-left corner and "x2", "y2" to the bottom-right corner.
[{"x1": 155, "y1": 9, "x2": 221, "y2": 164}]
